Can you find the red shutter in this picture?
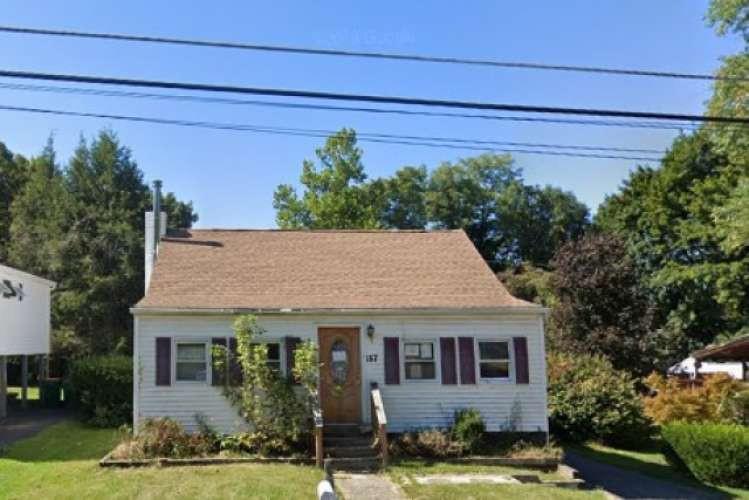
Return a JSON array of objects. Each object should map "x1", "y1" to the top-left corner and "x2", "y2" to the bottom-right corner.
[
  {"x1": 155, "y1": 337, "x2": 171, "y2": 386},
  {"x1": 211, "y1": 337, "x2": 227, "y2": 386},
  {"x1": 458, "y1": 337, "x2": 476, "y2": 384},
  {"x1": 384, "y1": 337, "x2": 400, "y2": 385},
  {"x1": 285, "y1": 336, "x2": 301, "y2": 383},
  {"x1": 513, "y1": 337, "x2": 530, "y2": 384},
  {"x1": 440, "y1": 337, "x2": 457, "y2": 385},
  {"x1": 229, "y1": 338, "x2": 242, "y2": 385}
]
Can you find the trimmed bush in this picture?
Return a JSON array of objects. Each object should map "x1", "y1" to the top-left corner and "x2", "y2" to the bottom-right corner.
[
  {"x1": 452, "y1": 408, "x2": 486, "y2": 452},
  {"x1": 547, "y1": 352, "x2": 652, "y2": 446},
  {"x1": 66, "y1": 355, "x2": 132, "y2": 427},
  {"x1": 662, "y1": 422, "x2": 749, "y2": 487}
]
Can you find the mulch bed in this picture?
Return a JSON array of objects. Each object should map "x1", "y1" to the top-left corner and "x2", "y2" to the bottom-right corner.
[{"x1": 99, "y1": 452, "x2": 315, "y2": 468}]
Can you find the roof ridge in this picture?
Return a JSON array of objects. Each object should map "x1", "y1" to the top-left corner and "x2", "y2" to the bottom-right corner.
[{"x1": 182, "y1": 228, "x2": 464, "y2": 234}]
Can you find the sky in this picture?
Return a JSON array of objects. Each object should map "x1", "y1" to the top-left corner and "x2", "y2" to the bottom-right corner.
[{"x1": 0, "y1": 1, "x2": 742, "y2": 228}]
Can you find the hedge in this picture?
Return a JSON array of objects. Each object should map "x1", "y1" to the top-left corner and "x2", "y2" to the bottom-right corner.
[
  {"x1": 66, "y1": 355, "x2": 132, "y2": 427},
  {"x1": 662, "y1": 422, "x2": 749, "y2": 488}
]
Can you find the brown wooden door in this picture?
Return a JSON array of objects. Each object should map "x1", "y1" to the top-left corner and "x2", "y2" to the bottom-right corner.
[{"x1": 318, "y1": 327, "x2": 361, "y2": 424}]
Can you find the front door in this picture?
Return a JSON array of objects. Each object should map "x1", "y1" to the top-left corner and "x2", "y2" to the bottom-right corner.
[{"x1": 318, "y1": 327, "x2": 361, "y2": 424}]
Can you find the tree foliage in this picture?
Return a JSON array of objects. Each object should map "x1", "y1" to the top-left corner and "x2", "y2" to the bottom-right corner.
[
  {"x1": 274, "y1": 129, "x2": 589, "y2": 269},
  {"x1": 5, "y1": 130, "x2": 197, "y2": 355},
  {"x1": 550, "y1": 233, "x2": 655, "y2": 374}
]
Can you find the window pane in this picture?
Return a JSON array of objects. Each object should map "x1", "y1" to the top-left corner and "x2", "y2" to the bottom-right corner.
[
  {"x1": 420, "y1": 343, "x2": 433, "y2": 360},
  {"x1": 404, "y1": 343, "x2": 420, "y2": 359},
  {"x1": 267, "y1": 361, "x2": 281, "y2": 372},
  {"x1": 480, "y1": 361, "x2": 510, "y2": 379},
  {"x1": 177, "y1": 362, "x2": 207, "y2": 381},
  {"x1": 405, "y1": 361, "x2": 436, "y2": 380},
  {"x1": 479, "y1": 341, "x2": 509, "y2": 360},
  {"x1": 267, "y1": 343, "x2": 280, "y2": 361},
  {"x1": 177, "y1": 343, "x2": 206, "y2": 362}
]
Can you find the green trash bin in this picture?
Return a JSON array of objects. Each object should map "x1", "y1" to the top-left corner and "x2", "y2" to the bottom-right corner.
[{"x1": 39, "y1": 378, "x2": 63, "y2": 408}]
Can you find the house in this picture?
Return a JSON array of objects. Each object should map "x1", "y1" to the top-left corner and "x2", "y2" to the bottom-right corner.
[
  {"x1": 668, "y1": 356, "x2": 746, "y2": 381},
  {"x1": 692, "y1": 335, "x2": 749, "y2": 381},
  {"x1": 0, "y1": 264, "x2": 56, "y2": 417},
  {"x1": 131, "y1": 184, "x2": 549, "y2": 439}
]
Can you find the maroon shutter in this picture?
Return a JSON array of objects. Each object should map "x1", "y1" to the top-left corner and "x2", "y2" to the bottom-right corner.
[
  {"x1": 155, "y1": 337, "x2": 171, "y2": 386},
  {"x1": 285, "y1": 336, "x2": 301, "y2": 383},
  {"x1": 211, "y1": 337, "x2": 227, "y2": 386},
  {"x1": 384, "y1": 337, "x2": 400, "y2": 385},
  {"x1": 513, "y1": 337, "x2": 530, "y2": 384},
  {"x1": 440, "y1": 337, "x2": 457, "y2": 385},
  {"x1": 229, "y1": 337, "x2": 242, "y2": 385},
  {"x1": 458, "y1": 337, "x2": 476, "y2": 384}
]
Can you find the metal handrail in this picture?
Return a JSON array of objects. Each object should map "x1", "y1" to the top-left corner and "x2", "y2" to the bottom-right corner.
[{"x1": 370, "y1": 382, "x2": 389, "y2": 466}]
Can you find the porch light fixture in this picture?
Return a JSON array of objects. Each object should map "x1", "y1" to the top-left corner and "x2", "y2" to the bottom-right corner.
[{"x1": 366, "y1": 324, "x2": 375, "y2": 342}]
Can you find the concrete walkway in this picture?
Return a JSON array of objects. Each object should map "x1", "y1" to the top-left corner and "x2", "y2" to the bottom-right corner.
[
  {"x1": 334, "y1": 472, "x2": 406, "y2": 500},
  {"x1": 565, "y1": 450, "x2": 729, "y2": 500},
  {"x1": 0, "y1": 406, "x2": 69, "y2": 447}
]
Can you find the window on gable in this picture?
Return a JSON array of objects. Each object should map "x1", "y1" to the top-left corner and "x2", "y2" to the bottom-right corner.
[
  {"x1": 176, "y1": 342, "x2": 208, "y2": 382},
  {"x1": 404, "y1": 341, "x2": 436, "y2": 380},
  {"x1": 478, "y1": 341, "x2": 511, "y2": 379}
]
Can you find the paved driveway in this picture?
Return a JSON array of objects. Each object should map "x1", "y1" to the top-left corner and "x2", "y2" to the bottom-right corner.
[{"x1": 565, "y1": 450, "x2": 728, "y2": 500}]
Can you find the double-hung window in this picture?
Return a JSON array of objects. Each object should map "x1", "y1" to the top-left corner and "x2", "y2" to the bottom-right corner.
[
  {"x1": 248, "y1": 342, "x2": 282, "y2": 372},
  {"x1": 176, "y1": 342, "x2": 208, "y2": 382},
  {"x1": 404, "y1": 341, "x2": 436, "y2": 380},
  {"x1": 478, "y1": 341, "x2": 511, "y2": 380}
]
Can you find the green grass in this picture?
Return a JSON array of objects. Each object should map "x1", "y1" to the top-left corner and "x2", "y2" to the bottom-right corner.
[
  {"x1": 571, "y1": 442, "x2": 749, "y2": 499},
  {"x1": 0, "y1": 421, "x2": 324, "y2": 499},
  {"x1": 7, "y1": 386, "x2": 40, "y2": 401},
  {"x1": 388, "y1": 459, "x2": 605, "y2": 499}
]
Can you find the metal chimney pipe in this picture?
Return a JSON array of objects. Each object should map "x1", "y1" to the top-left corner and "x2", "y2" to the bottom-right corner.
[{"x1": 153, "y1": 180, "x2": 162, "y2": 250}]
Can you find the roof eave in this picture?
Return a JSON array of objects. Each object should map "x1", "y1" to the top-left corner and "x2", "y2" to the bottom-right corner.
[{"x1": 130, "y1": 305, "x2": 548, "y2": 317}]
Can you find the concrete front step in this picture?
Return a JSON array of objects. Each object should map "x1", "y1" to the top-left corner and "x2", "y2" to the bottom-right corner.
[
  {"x1": 325, "y1": 445, "x2": 378, "y2": 458},
  {"x1": 324, "y1": 436, "x2": 372, "y2": 448},
  {"x1": 325, "y1": 456, "x2": 381, "y2": 472}
]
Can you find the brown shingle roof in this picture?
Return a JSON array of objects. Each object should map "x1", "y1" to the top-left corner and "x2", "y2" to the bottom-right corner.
[{"x1": 135, "y1": 229, "x2": 533, "y2": 311}]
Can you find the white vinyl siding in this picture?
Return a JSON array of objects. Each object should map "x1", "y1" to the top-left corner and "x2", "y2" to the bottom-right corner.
[{"x1": 134, "y1": 313, "x2": 547, "y2": 434}]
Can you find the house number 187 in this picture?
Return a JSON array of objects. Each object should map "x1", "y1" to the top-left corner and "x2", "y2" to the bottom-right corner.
[{"x1": 365, "y1": 354, "x2": 378, "y2": 363}]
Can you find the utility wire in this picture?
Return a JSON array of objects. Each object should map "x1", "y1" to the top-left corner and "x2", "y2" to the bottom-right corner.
[
  {"x1": 0, "y1": 25, "x2": 743, "y2": 83},
  {"x1": 0, "y1": 103, "x2": 662, "y2": 161},
  {"x1": 0, "y1": 69, "x2": 744, "y2": 124},
  {"x1": 0, "y1": 81, "x2": 701, "y2": 131}
]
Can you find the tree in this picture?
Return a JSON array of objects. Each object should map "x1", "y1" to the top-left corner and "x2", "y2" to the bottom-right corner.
[
  {"x1": 496, "y1": 263, "x2": 555, "y2": 307},
  {"x1": 8, "y1": 130, "x2": 198, "y2": 355},
  {"x1": 376, "y1": 165, "x2": 428, "y2": 229},
  {"x1": 426, "y1": 153, "x2": 520, "y2": 263},
  {"x1": 596, "y1": 133, "x2": 748, "y2": 356},
  {"x1": 714, "y1": 178, "x2": 749, "y2": 254},
  {"x1": 495, "y1": 183, "x2": 589, "y2": 266},
  {"x1": 707, "y1": 0, "x2": 749, "y2": 43},
  {"x1": 0, "y1": 142, "x2": 28, "y2": 262},
  {"x1": 550, "y1": 233, "x2": 655, "y2": 375},
  {"x1": 273, "y1": 129, "x2": 382, "y2": 229}
]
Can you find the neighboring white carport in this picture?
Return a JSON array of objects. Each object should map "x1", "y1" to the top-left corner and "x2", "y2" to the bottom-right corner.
[{"x1": 0, "y1": 264, "x2": 56, "y2": 419}]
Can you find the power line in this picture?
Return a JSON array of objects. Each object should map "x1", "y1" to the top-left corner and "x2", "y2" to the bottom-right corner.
[
  {"x1": 0, "y1": 103, "x2": 663, "y2": 161},
  {"x1": 0, "y1": 69, "x2": 744, "y2": 124},
  {"x1": 0, "y1": 81, "x2": 701, "y2": 131},
  {"x1": 0, "y1": 25, "x2": 743, "y2": 83}
]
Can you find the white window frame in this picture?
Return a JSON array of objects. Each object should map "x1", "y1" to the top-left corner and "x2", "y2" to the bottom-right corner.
[
  {"x1": 402, "y1": 339, "x2": 439, "y2": 383},
  {"x1": 174, "y1": 339, "x2": 211, "y2": 384},
  {"x1": 476, "y1": 339, "x2": 513, "y2": 383}
]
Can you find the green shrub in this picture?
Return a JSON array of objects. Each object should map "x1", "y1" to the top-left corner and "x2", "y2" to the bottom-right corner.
[
  {"x1": 66, "y1": 355, "x2": 132, "y2": 427},
  {"x1": 453, "y1": 408, "x2": 486, "y2": 452},
  {"x1": 662, "y1": 422, "x2": 749, "y2": 488},
  {"x1": 547, "y1": 352, "x2": 652, "y2": 446}
]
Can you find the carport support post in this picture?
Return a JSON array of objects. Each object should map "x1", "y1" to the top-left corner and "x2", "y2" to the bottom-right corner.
[
  {"x1": 21, "y1": 355, "x2": 28, "y2": 409},
  {"x1": 0, "y1": 356, "x2": 7, "y2": 419}
]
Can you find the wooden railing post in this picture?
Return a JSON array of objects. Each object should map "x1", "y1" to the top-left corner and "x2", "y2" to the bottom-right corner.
[
  {"x1": 315, "y1": 425, "x2": 323, "y2": 468},
  {"x1": 369, "y1": 382, "x2": 388, "y2": 468}
]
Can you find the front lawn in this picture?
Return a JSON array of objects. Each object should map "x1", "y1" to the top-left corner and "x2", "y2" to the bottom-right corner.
[
  {"x1": 0, "y1": 421, "x2": 324, "y2": 499},
  {"x1": 388, "y1": 459, "x2": 606, "y2": 500},
  {"x1": 572, "y1": 442, "x2": 749, "y2": 499}
]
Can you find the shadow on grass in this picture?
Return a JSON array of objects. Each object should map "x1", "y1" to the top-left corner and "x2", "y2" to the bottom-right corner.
[{"x1": 568, "y1": 443, "x2": 733, "y2": 500}]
